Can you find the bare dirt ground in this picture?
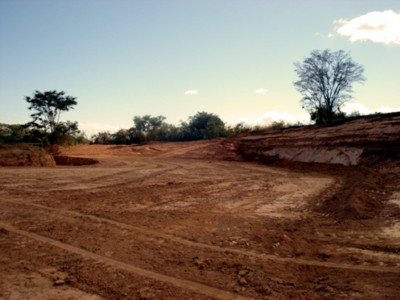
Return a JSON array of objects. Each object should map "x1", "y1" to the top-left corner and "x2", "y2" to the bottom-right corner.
[{"x1": 1, "y1": 117, "x2": 400, "y2": 299}]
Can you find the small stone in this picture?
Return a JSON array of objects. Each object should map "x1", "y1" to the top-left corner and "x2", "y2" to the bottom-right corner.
[
  {"x1": 238, "y1": 269, "x2": 249, "y2": 277},
  {"x1": 53, "y1": 279, "x2": 65, "y2": 286},
  {"x1": 238, "y1": 278, "x2": 247, "y2": 286},
  {"x1": 193, "y1": 256, "x2": 205, "y2": 269},
  {"x1": 272, "y1": 242, "x2": 280, "y2": 248}
]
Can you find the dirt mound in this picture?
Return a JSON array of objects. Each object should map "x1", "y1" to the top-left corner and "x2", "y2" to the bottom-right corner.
[
  {"x1": 0, "y1": 144, "x2": 56, "y2": 167},
  {"x1": 55, "y1": 140, "x2": 242, "y2": 161},
  {"x1": 173, "y1": 139, "x2": 243, "y2": 161},
  {"x1": 56, "y1": 144, "x2": 165, "y2": 158},
  {"x1": 317, "y1": 167, "x2": 392, "y2": 220}
]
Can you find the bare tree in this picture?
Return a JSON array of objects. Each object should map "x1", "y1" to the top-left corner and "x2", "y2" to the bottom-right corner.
[{"x1": 294, "y1": 49, "x2": 365, "y2": 124}]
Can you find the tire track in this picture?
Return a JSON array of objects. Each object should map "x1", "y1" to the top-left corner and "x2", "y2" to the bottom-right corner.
[
  {"x1": 2, "y1": 198, "x2": 399, "y2": 274},
  {"x1": 3, "y1": 164, "x2": 181, "y2": 194},
  {"x1": 0, "y1": 221, "x2": 249, "y2": 300}
]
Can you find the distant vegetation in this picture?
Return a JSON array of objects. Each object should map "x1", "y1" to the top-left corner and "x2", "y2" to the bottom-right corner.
[
  {"x1": 3, "y1": 49, "x2": 398, "y2": 146},
  {"x1": 91, "y1": 112, "x2": 229, "y2": 145},
  {"x1": 3, "y1": 89, "x2": 302, "y2": 146},
  {"x1": 0, "y1": 122, "x2": 88, "y2": 145},
  {"x1": 1, "y1": 108, "x2": 397, "y2": 146},
  {"x1": 90, "y1": 116, "x2": 309, "y2": 145},
  {"x1": 1, "y1": 90, "x2": 87, "y2": 146}
]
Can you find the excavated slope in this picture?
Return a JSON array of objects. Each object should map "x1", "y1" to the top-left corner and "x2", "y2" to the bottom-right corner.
[
  {"x1": 232, "y1": 113, "x2": 400, "y2": 166},
  {"x1": 0, "y1": 144, "x2": 56, "y2": 167}
]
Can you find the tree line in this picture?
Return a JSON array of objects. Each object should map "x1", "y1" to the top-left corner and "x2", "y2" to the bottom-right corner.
[
  {"x1": 90, "y1": 112, "x2": 295, "y2": 145},
  {"x1": 91, "y1": 112, "x2": 229, "y2": 144},
  {"x1": 1, "y1": 49, "x2": 368, "y2": 146}
]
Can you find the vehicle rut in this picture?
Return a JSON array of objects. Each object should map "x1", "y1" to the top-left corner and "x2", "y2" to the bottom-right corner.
[
  {"x1": 2, "y1": 197, "x2": 398, "y2": 274},
  {"x1": 0, "y1": 221, "x2": 249, "y2": 300}
]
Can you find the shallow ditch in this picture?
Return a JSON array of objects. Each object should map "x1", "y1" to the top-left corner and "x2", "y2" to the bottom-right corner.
[{"x1": 53, "y1": 155, "x2": 99, "y2": 166}]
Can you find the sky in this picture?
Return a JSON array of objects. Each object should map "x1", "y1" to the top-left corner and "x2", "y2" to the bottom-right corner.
[{"x1": 1, "y1": 0, "x2": 399, "y2": 136}]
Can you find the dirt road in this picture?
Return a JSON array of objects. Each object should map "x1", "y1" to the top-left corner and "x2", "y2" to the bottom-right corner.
[{"x1": 1, "y1": 142, "x2": 400, "y2": 299}]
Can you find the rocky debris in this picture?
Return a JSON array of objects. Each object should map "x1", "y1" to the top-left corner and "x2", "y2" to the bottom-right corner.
[{"x1": 192, "y1": 256, "x2": 209, "y2": 270}]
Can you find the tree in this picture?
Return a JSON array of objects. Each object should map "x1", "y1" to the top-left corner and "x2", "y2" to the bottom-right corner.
[
  {"x1": 25, "y1": 90, "x2": 78, "y2": 133},
  {"x1": 0, "y1": 123, "x2": 46, "y2": 144},
  {"x1": 91, "y1": 131, "x2": 112, "y2": 144},
  {"x1": 112, "y1": 129, "x2": 130, "y2": 144},
  {"x1": 294, "y1": 49, "x2": 365, "y2": 124},
  {"x1": 49, "y1": 121, "x2": 80, "y2": 145},
  {"x1": 0, "y1": 124, "x2": 14, "y2": 143},
  {"x1": 131, "y1": 115, "x2": 166, "y2": 143},
  {"x1": 133, "y1": 115, "x2": 166, "y2": 132},
  {"x1": 187, "y1": 112, "x2": 226, "y2": 140}
]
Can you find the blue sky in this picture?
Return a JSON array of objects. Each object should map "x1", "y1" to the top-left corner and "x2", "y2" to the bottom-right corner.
[{"x1": 1, "y1": 0, "x2": 399, "y2": 136}]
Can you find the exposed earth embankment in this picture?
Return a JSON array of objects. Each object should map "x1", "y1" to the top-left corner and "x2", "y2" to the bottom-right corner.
[
  {"x1": 232, "y1": 113, "x2": 400, "y2": 166},
  {"x1": 0, "y1": 144, "x2": 56, "y2": 167}
]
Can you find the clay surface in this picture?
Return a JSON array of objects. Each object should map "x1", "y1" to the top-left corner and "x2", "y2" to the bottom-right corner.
[{"x1": 1, "y1": 115, "x2": 399, "y2": 299}]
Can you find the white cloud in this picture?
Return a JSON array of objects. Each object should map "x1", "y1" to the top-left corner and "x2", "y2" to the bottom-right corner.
[
  {"x1": 341, "y1": 102, "x2": 371, "y2": 115},
  {"x1": 374, "y1": 106, "x2": 400, "y2": 113},
  {"x1": 184, "y1": 90, "x2": 198, "y2": 95},
  {"x1": 341, "y1": 102, "x2": 400, "y2": 114},
  {"x1": 257, "y1": 111, "x2": 306, "y2": 124},
  {"x1": 336, "y1": 10, "x2": 400, "y2": 44},
  {"x1": 255, "y1": 88, "x2": 268, "y2": 95}
]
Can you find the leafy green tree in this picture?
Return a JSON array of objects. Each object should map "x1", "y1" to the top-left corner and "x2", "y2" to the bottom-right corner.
[
  {"x1": 187, "y1": 112, "x2": 226, "y2": 140},
  {"x1": 25, "y1": 90, "x2": 78, "y2": 133},
  {"x1": 91, "y1": 131, "x2": 112, "y2": 144},
  {"x1": 294, "y1": 49, "x2": 365, "y2": 124},
  {"x1": 25, "y1": 90, "x2": 78, "y2": 145},
  {"x1": 156, "y1": 123, "x2": 181, "y2": 141},
  {"x1": 49, "y1": 121, "x2": 80, "y2": 145},
  {"x1": 310, "y1": 107, "x2": 346, "y2": 125},
  {"x1": 0, "y1": 124, "x2": 13, "y2": 143},
  {"x1": 131, "y1": 115, "x2": 166, "y2": 143},
  {"x1": 112, "y1": 129, "x2": 130, "y2": 144},
  {"x1": 127, "y1": 127, "x2": 144, "y2": 144},
  {"x1": 133, "y1": 115, "x2": 166, "y2": 132},
  {"x1": 177, "y1": 121, "x2": 191, "y2": 141},
  {"x1": 0, "y1": 123, "x2": 42, "y2": 144}
]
